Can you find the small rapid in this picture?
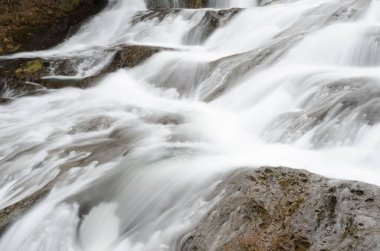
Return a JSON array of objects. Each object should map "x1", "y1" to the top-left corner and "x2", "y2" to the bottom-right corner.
[{"x1": 1, "y1": 0, "x2": 380, "y2": 250}]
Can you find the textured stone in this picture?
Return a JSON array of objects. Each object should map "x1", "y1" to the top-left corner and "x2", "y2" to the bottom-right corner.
[
  {"x1": 0, "y1": 0, "x2": 108, "y2": 55},
  {"x1": 179, "y1": 167, "x2": 380, "y2": 251}
]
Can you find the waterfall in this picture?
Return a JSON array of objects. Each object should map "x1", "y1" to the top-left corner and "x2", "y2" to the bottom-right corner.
[{"x1": 0, "y1": 0, "x2": 380, "y2": 250}]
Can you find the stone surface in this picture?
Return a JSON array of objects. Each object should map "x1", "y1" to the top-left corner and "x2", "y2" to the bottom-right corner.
[
  {"x1": 179, "y1": 167, "x2": 380, "y2": 251},
  {"x1": 0, "y1": 0, "x2": 108, "y2": 55},
  {"x1": 0, "y1": 44, "x2": 167, "y2": 99},
  {"x1": 101, "y1": 44, "x2": 167, "y2": 73}
]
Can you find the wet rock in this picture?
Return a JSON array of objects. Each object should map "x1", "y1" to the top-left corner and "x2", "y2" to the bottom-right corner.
[
  {"x1": 101, "y1": 44, "x2": 168, "y2": 73},
  {"x1": 184, "y1": 8, "x2": 240, "y2": 44},
  {"x1": 0, "y1": 0, "x2": 108, "y2": 55},
  {"x1": 0, "y1": 97, "x2": 11, "y2": 104},
  {"x1": 196, "y1": 0, "x2": 370, "y2": 102},
  {"x1": 134, "y1": 7, "x2": 239, "y2": 45},
  {"x1": 0, "y1": 58, "x2": 48, "y2": 98},
  {"x1": 263, "y1": 79, "x2": 380, "y2": 147},
  {"x1": 145, "y1": 0, "x2": 206, "y2": 9},
  {"x1": 131, "y1": 9, "x2": 182, "y2": 25},
  {"x1": 0, "y1": 181, "x2": 52, "y2": 234},
  {"x1": 0, "y1": 44, "x2": 167, "y2": 99},
  {"x1": 179, "y1": 167, "x2": 380, "y2": 251}
]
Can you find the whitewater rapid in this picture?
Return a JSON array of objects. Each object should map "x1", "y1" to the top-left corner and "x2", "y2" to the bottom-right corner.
[{"x1": 1, "y1": 0, "x2": 380, "y2": 250}]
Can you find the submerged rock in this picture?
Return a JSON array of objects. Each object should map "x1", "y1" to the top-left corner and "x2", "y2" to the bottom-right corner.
[
  {"x1": 179, "y1": 167, "x2": 380, "y2": 251},
  {"x1": 184, "y1": 8, "x2": 240, "y2": 44},
  {"x1": 131, "y1": 9, "x2": 182, "y2": 24},
  {"x1": 101, "y1": 44, "x2": 168, "y2": 73},
  {"x1": 0, "y1": 181, "x2": 52, "y2": 234},
  {"x1": 263, "y1": 78, "x2": 380, "y2": 147},
  {"x1": 145, "y1": 0, "x2": 206, "y2": 9},
  {"x1": 0, "y1": 0, "x2": 108, "y2": 55}
]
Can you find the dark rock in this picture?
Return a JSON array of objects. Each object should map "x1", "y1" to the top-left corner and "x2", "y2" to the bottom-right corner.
[
  {"x1": 179, "y1": 167, "x2": 380, "y2": 251},
  {"x1": 101, "y1": 44, "x2": 168, "y2": 72},
  {"x1": 0, "y1": 0, "x2": 108, "y2": 55},
  {"x1": 0, "y1": 44, "x2": 168, "y2": 100},
  {"x1": 0, "y1": 97, "x2": 11, "y2": 104}
]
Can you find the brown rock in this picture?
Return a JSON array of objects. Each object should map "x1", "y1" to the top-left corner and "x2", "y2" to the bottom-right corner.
[
  {"x1": 0, "y1": 0, "x2": 108, "y2": 55},
  {"x1": 101, "y1": 44, "x2": 168, "y2": 72}
]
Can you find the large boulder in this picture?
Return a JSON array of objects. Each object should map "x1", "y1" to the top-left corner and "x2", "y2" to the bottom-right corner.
[
  {"x1": 179, "y1": 167, "x2": 380, "y2": 251},
  {"x1": 0, "y1": 0, "x2": 108, "y2": 55}
]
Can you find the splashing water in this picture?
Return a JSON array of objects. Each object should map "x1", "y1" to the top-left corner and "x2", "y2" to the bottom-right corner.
[{"x1": 1, "y1": 0, "x2": 380, "y2": 250}]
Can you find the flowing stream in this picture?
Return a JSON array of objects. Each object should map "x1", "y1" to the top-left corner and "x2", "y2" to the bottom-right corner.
[{"x1": 1, "y1": 0, "x2": 380, "y2": 250}]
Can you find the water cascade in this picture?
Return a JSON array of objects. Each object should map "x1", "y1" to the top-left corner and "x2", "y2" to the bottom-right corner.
[{"x1": 1, "y1": 0, "x2": 380, "y2": 250}]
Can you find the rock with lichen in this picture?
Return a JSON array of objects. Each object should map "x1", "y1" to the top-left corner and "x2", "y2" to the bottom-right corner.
[{"x1": 179, "y1": 167, "x2": 380, "y2": 251}]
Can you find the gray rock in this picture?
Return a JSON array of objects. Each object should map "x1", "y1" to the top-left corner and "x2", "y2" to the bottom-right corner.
[{"x1": 179, "y1": 167, "x2": 380, "y2": 251}]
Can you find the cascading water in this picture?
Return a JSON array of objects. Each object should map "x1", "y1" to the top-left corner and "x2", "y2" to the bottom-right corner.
[
  {"x1": 1, "y1": 0, "x2": 380, "y2": 250},
  {"x1": 207, "y1": 0, "x2": 256, "y2": 8}
]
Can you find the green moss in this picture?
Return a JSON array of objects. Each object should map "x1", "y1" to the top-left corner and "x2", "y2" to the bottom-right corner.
[
  {"x1": 15, "y1": 59, "x2": 43, "y2": 76},
  {"x1": 15, "y1": 68, "x2": 23, "y2": 76},
  {"x1": 26, "y1": 60, "x2": 43, "y2": 73},
  {"x1": 194, "y1": 0, "x2": 203, "y2": 8}
]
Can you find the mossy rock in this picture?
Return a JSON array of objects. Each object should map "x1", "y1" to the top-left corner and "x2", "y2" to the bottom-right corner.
[
  {"x1": 179, "y1": 167, "x2": 380, "y2": 251},
  {"x1": 15, "y1": 59, "x2": 43, "y2": 77},
  {"x1": 0, "y1": 44, "x2": 170, "y2": 101}
]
